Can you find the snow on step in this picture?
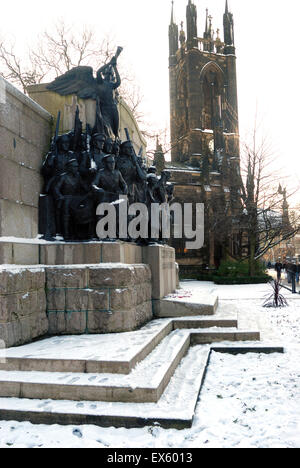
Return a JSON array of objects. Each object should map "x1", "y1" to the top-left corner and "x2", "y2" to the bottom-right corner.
[
  {"x1": 0, "y1": 345, "x2": 211, "y2": 429},
  {"x1": 156, "y1": 295, "x2": 219, "y2": 317},
  {"x1": 0, "y1": 317, "x2": 245, "y2": 374},
  {"x1": 0, "y1": 319, "x2": 168, "y2": 361},
  {"x1": 0, "y1": 319, "x2": 173, "y2": 374},
  {"x1": 0, "y1": 330, "x2": 191, "y2": 403}
]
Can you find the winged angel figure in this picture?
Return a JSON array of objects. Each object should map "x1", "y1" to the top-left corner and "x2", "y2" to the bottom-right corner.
[{"x1": 47, "y1": 47, "x2": 123, "y2": 139}]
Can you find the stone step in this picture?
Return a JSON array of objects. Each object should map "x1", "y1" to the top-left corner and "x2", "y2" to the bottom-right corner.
[
  {"x1": 211, "y1": 345, "x2": 285, "y2": 354},
  {"x1": 0, "y1": 317, "x2": 237, "y2": 375},
  {"x1": 173, "y1": 318, "x2": 238, "y2": 329},
  {"x1": 0, "y1": 320, "x2": 173, "y2": 375},
  {"x1": 0, "y1": 345, "x2": 211, "y2": 429},
  {"x1": 0, "y1": 340, "x2": 272, "y2": 429},
  {"x1": 154, "y1": 295, "x2": 219, "y2": 318},
  {"x1": 0, "y1": 330, "x2": 191, "y2": 403},
  {"x1": 0, "y1": 328, "x2": 260, "y2": 404},
  {"x1": 190, "y1": 330, "x2": 261, "y2": 344}
]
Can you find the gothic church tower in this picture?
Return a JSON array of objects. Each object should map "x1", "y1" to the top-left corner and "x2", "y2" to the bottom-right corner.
[
  {"x1": 168, "y1": 1, "x2": 241, "y2": 269},
  {"x1": 169, "y1": 0, "x2": 239, "y2": 167}
]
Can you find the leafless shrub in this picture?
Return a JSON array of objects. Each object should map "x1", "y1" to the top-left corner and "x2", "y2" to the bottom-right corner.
[{"x1": 263, "y1": 280, "x2": 288, "y2": 308}]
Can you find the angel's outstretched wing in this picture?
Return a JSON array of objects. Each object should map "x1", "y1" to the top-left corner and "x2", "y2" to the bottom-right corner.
[{"x1": 47, "y1": 66, "x2": 98, "y2": 99}]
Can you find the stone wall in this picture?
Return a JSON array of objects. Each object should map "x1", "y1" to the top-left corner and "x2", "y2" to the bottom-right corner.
[
  {"x1": 45, "y1": 264, "x2": 152, "y2": 335},
  {"x1": 0, "y1": 78, "x2": 52, "y2": 238},
  {"x1": 0, "y1": 266, "x2": 48, "y2": 347}
]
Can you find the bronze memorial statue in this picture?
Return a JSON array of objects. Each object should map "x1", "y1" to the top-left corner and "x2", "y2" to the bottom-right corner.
[
  {"x1": 39, "y1": 48, "x2": 174, "y2": 243},
  {"x1": 47, "y1": 47, "x2": 123, "y2": 139}
]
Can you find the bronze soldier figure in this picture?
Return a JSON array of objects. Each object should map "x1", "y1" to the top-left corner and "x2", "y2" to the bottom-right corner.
[
  {"x1": 79, "y1": 133, "x2": 107, "y2": 182},
  {"x1": 93, "y1": 154, "x2": 128, "y2": 198},
  {"x1": 41, "y1": 133, "x2": 74, "y2": 193},
  {"x1": 117, "y1": 141, "x2": 147, "y2": 204},
  {"x1": 53, "y1": 159, "x2": 93, "y2": 241}
]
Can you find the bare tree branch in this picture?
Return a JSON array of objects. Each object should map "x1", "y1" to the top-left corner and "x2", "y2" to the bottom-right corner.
[{"x1": 0, "y1": 20, "x2": 144, "y2": 123}]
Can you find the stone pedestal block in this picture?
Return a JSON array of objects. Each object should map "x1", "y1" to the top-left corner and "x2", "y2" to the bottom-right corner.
[
  {"x1": 45, "y1": 264, "x2": 153, "y2": 335},
  {"x1": 142, "y1": 245, "x2": 176, "y2": 299},
  {"x1": 0, "y1": 266, "x2": 48, "y2": 347},
  {"x1": 0, "y1": 241, "x2": 178, "y2": 342}
]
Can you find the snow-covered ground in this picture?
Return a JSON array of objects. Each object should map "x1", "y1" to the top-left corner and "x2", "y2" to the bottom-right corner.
[{"x1": 0, "y1": 281, "x2": 300, "y2": 448}]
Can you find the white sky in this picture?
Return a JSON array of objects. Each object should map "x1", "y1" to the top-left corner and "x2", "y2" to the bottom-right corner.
[{"x1": 1, "y1": 0, "x2": 300, "y2": 204}]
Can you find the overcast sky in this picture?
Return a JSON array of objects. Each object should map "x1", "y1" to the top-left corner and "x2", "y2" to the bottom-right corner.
[{"x1": 1, "y1": 0, "x2": 300, "y2": 203}]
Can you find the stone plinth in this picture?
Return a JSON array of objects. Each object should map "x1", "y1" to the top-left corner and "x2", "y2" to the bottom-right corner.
[
  {"x1": 0, "y1": 240, "x2": 143, "y2": 266},
  {"x1": 0, "y1": 241, "x2": 39, "y2": 265},
  {"x1": 0, "y1": 241, "x2": 177, "y2": 303},
  {"x1": 0, "y1": 266, "x2": 48, "y2": 347},
  {"x1": 40, "y1": 243, "x2": 102, "y2": 266},
  {"x1": 45, "y1": 264, "x2": 152, "y2": 335},
  {"x1": 0, "y1": 263, "x2": 153, "y2": 345},
  {"x1": 142, "y1": 245, "x2": 176, "y2": 299}
]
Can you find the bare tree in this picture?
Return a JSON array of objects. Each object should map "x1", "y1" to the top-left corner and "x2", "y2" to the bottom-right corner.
[
  {"x1": 0, "y1": 40, "x2": 47, "y2": 93},
  {"x1": 204, "y1": 118, "x2": 300, "y2": 274},
  {"x1": 0, "y1": 19, "x2": 143, "y2": 122},
  {"x1": 118, "y1": 76, "x2": 145, "y2": 125},
  {"x1": 236, "y1": 125, "x2": 299, "y2": 275},
  {"x1": 0, "y1": 20, "x2": 115, "y2": 86}
]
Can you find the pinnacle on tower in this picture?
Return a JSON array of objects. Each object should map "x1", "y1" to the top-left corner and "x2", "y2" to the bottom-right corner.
[
  {"x1": 186, "y1": 0, "x2": 198, "y2": 49},
  {"x1": 179, "y1": 21, "x2": 186, "y2": 48},
  {"x1": 169, "y1": 1, "x2": 179, "y2": 59},
  {"x1": 171, "y1": 0, "x2": 175, "y2": 24},
  {"x1": 223, "y1": 0, "x2": 235, "y2": 54},
  {"x1": 203, "y1": 8, "x2": 214, "y2": 52},
  {"x1": 204, "y1": 8, "x2": 208, "y2": 37},
  {"x1": 225, "y1": 0, "x2": 229, "y2": 14},
  {"x1": 154, "y1": 137, "x2": 165, "y2": 174}
]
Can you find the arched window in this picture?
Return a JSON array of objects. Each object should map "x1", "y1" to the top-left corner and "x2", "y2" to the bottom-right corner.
[{"x1": 200, "y1": 63, "x2": 224, "y2": 131}]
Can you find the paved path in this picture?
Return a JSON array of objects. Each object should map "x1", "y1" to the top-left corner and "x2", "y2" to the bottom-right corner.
[
  {"x1": 268, "y1": 269, "x2": 300, "y2": 293},
  {"x1": 180, "y1": 280, "x2": 300, "y2": 345}
]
